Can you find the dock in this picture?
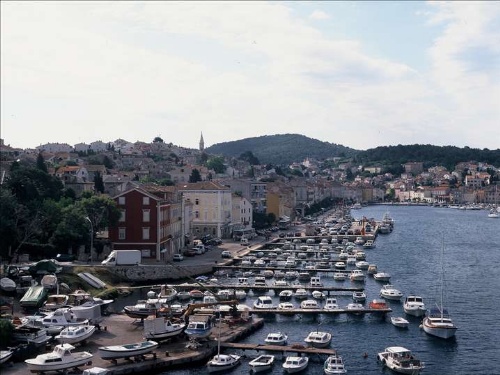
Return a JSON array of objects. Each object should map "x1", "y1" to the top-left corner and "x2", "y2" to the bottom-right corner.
[
  {"x1": 220, "y1": 342, "x2": 336, "y2": 356},
  {"x1": 173, "y1": 283, "x2": 364, "y2": 293}
]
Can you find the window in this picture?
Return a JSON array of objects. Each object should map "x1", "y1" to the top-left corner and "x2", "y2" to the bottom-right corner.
[
  {"x1": 143, "y1": 196, "x2": 150, "y2": 205},
  {"x1": 195, "y1": 211, "x2": 199, "y2": 219},
  {"x1": 118, "y1": 196, "x2": 126, "y2": 205},
  {"x1": 119, "y1": 209, "x2": 126, "y2": 222},
  {"x1": 195, "y1": 198, "x2": 199, "y2": 205},
  {"x1": 143, "y1": 209, "x2": 150, "y2": 222},
  {"x1": 118, "y1": 228, "x2": 126, "y2": 240},
  {"x1": 142, "y1": 227, "x2": 150, "y2": 240}
]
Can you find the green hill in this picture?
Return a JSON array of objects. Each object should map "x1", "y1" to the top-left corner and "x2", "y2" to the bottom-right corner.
[{"x1": 205, "y1": 134, "x2": 357, "y2": 165}]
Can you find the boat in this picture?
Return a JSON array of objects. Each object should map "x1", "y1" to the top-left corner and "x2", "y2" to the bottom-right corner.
[
  {"x1": 0, "y1": 349, "x2": 13, "y2": 365},
  {"x1": 310, "y1": 276, "x2": 323, "y2": 287},
  {"x1": 363, "y1": 240, "x2": 375, "y2": 249},
  {"x1": 312, "y1": 290, "x2": 326, "y2": 300},
  {"x1": 354, "y1": 236, "x2": 365, "y2": 245},
  {"x1": 42, "y1": 294, "x2": 70, "y2": 311},
  {"x1": 278, "y1": 302, "x2": 295, "y2": 310},
  {"x1": 40, "y1": 274, "x2": 58, "y2": 290},
  {"x1": 249, "y1": 354, "x2": 275, "y2": 373},
  {"x1": 15, "y1": 275, "x2": 38, "y2": 295},
  {"x1": 403, "y1": 295, "x2": 426, "y2": 317},
  {"x1": 300, "y1": 299, "x2": 320, "y2": 309},
  {"x1": 380, "y1": 285, "x2": 404, "y2": 301},
  {"x1": 20, "y1": 285, "x2": 48, "y2": 308},
  {"x1": 377, "y1": 346, "x2": 424, "y2": 374},
  {"x1": 334, "y1": 261, "x2": 346, "y2": 269},
  {"x1": 279, "y1": 290, "x2": 294, "y2": 300},
  {"x1": 157, "y1": 285, "x2": 178, "y2": 302},
  {"x1": 367, "y1": 264, "x2": 378, "y2": 275},
  {"x1": 55, "y1": 324, "x2": 97, "y2": 344},
  {"x1": 294, "y1": 288, "x2": 309, "y2": 300},
  {"x1": 177, "y1": 291, "x2": 192, "y2": 301},
  {"x1": 283, "y1": 355, "x2": 309, "y2": 374},
  {"x1": 352, "y1": 291, "x2": 366, "y2": 302},
  {"x1": 0, "y1": 277, "x2": 16, "y2": 293},
  {"x1": 324, "y1": 354, "x2": 347, "y2": 374},
  {"x1": 143, "y1": 316, "x2": 186, "y2": 341},
  {"x1": 304, "y1": 330, "x2": 332, "y2": 348},
  {"x1": 189, "y1": 289, "x2": 205, "y2": 299},
  {"x1": 206, "y1": 354, "x2": 241, "y2": 373},
  {"x1": 207, "y1": 318, "x2": 241, "y2": 373},
  {"x1": 391, "y1": 316, "x2": 410, "y2": 328},
  {"x1": 346, "y1": 303, "x2": 364, "y2": 315},
  {"x1": 184, "y1": 315, "x2": 212, "y2": 339},
  {"x1": 123, "y1": 299, "x2": 163, "y2": 319},
  {"x1": 422, "y1": 307, "x2": 457, "y2": 339},
  {"x1": 274, "y1": 280, "x2": 289, "y2": 287},
  {"x1": 333, "y1": 273, "x2": 347, "y2": 281},
  {"x1": 298, "y1": 272, "x2": 311, "y2": 282},
  {"x1": 422, "y1": 241, "x2": 458, "y2": 339},
  {"x1": 323, "y1": 297, "x2": 340, "y2": 311},
  {"x1": 369, "y1": 299, "x2": 389, "y2": 311},
  {"x1": 487, "y1": 209, "x2": 499, "y2": 218},
  {"x1": 350, "y1": 269, "x2": 366, "y2": 282},
  {"x1": 38, "y1": 307, "x2": 89, "y2": 328},
  {"x1": 355, "y1": 251, "x2": 366, "y2": 260},
  {"x1": 25, "y1": 343, "x2": 93, "y2": 372},
  {"x1": 374, "y1": 272, "x2": 392, "y2": 282},
  {"x1": 264, "y1": 332, "x2": 288, "y2": 345},
  {"x1": 355, "y1": 261, "x2": 369, "y2": 269},
  {"x1": 253, "y1": 296, "x2": 276, "y2": 309},
  {"x1": 12, "y1": 324, "x2": 51, "y2": 345},
  {"x1": 234, "y1": 289, "x2": 247, "y2": 300},
  {"x1": 98, "y1": 340, "x2": 159, "y2": 360}
]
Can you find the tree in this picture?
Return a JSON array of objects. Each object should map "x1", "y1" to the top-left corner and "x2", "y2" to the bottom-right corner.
[
  {"x1": 239, "y1": 151, "x2": 260, "y2": 165},
  {"x1": 94, "y1": 171, "x2": 105, "y2": 193},
  {"x1": 206, "y1": 156, "x2": 226, "y2": 174},
  {"x1": 153, "y1": 136, "x2": 164, "y2": 143},
  {"x1": 189, "y1": 169, "x2": 202, "y2": 183},
  {"x1": 36, "y1": 152, "x2": 48, "y2": 173}
]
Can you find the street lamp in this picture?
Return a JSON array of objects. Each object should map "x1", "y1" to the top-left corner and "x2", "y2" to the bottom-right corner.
[{"x1": 85, "y1": 217, "x2": 93, "y2": 263}]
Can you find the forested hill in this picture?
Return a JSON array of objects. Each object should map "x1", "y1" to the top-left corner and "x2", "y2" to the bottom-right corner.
[
  {"x1": 354, "y1": 144, "x2": 500, "y2": 170},
  {"x1": 205, "y1": 134, "x2": 357, "y2": 165}
]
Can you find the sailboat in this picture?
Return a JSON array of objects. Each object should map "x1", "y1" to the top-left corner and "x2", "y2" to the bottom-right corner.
[
  {"x1": 422, "y1": 240, "x2": 457, "y2": 339},
  {"x1": 206, "y1": 317, "x2": 241, "y2": 373}
]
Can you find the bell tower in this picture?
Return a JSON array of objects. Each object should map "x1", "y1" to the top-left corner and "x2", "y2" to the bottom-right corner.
[{"x1": 199, "y1": 132, "x2": 204, "y2": 152}]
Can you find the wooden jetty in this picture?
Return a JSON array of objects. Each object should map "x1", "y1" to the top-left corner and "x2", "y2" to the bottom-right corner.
[
  {"x1": 173, "y1": 283, "x2": 363, "y2": 293},
  {"x1": 220, "y1": 342, "x2": 336, "y2": 356},
  {"x1": 193, "y1": 307, "x2": 391, "y2": 316}
]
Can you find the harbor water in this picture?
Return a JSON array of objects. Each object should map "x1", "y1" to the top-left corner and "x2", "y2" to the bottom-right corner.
[{"x1": 157, "y1": 205, "x2": 499, "y2": 374}]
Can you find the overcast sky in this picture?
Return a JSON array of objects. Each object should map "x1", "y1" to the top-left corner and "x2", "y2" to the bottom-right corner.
[{"x1": 2, "y1": 1, "x2": 499, "y2": 151}]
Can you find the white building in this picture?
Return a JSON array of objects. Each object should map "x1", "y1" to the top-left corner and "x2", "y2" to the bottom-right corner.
[{"x1": 232, "y1": 194, "x2": 253, "y2": 228}]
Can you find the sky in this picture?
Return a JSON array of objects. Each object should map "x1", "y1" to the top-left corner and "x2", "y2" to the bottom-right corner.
[{"x1": 1, "y1": 1, "x2": 500, "y2": 151}]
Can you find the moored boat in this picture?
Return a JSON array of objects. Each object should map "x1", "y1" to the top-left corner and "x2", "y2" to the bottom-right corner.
[
  {"x1": 264, "y1": 332, "x2": 288, "y2": 346},
  {"x1": 422, "y1": 307, "x2": 457, "y2": 339},
  {"x1": 380, "y1": 284, "x2": 403, "y2": 301},
  {"x1": 324, "y1": 354, "x2": 347, "y2": 374},
  {"x1": 283, "y1": 355, "x2": 309, "y2": 374},
  {"x1": 0, "y1": 349, "x2": 14, "y2": 365},
  {"x1": 403, "y1": 295, "x2": 426, "y2": 317},
  {"x1": 304, "y1": 330, "x2": 332, "y2": 348},
  {"x1": 206, "y1": 354, "x2": 241, "y2": 373},
  {"x1": 377, "y1": 346, "x2": 424, "y2": 374},
  {"x1": 249, "y1": 354, "x2": 275, "y2": 373},
  {"x1": 391, "y1": 316, "x2": 410, "y2": 328}
]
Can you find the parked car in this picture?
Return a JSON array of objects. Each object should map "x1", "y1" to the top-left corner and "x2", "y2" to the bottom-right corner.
[
  {"x1": 221, "y1": 251, "x2": 232, "y2": 258},
  {"x1": 173, "y1": 254, "x2": 184, "y2": 262},
  {"x1": 53, "y1": 253, "x2": 76, "y2": 262},
  {"x1": 183, "y1": 249, "x2": 196, "y2": 257}
]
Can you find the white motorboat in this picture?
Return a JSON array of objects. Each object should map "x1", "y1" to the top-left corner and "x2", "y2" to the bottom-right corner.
[
  {"x1": 294, "y1": 288, "x2": 309, "y2": 300},
  {"x1": 374, "y1": 272, "x2": 392, "y2": 282},
  {"x1": 253, "y1": 296, "x2": 276, "y2": 309},
  {"x1": 323, "y1": 297, "x2": 340, "y2": 311},
  {"x1": 378, "y1": 346, "x2": 424, "y2": 374},
  {"x1": 304, "y1": 330, "x2": 332, "y2": 348},
  {"x1": 334, "y1": 262, "x2": 346, "y2": 269},
  {"x1": 300, "y1": 299, "x2": 320, "y2": 309},
  {"x1": 25, "y1": 343, "x2": 93, "y2": 372},
  {"x1": 234, "y1": 289, "x2": 247, "y2": 300},
  {"x1": 249, "y1": 354, "x2": 275, "y2": 373},
  {"x1": 264, "y1": 332, "x2": 288, "y2": 346},
  {"x1": 324, "y1": 354, "x2": 347, "y2": 374},
  {"x1": 274, "y1": 280, "x2": 289, "y2": 287},
  {"x1": 157, "y1": 285, "x2": 178, "y2": 302},
  {"x1": 206, "y1": 354, "x2": 241, "y2": 373},
  {"x1": 355, "y1": 251, "x2": 366, "y2": 260},
  {"x1": 0, "y1": 349, "x2": 14, "y2": 365},
  {"x1": 123, "y1": 299, "x2": 163, "y2": 319},
  {"x1": 422, "y1": 307, "x2": 457, "y2": 339},
  {"x1": 355, "y1": 261, "x2": 369, "y2": 270},
  {"x1": 403, "y1": 295, "x2": 426, "y2": 317},
  {"x1": 38, "y1": 307, "x2": 89, "y2": 328},
  {"x1": 352, "y1": 291, "x2": 366, "y2": 303},
  {"x1": 312, "y1": 290, "x2": 326, "y2": 300},
  {"x1": 354, "y1": 236, "x2": 365, "y2": 245},
  {"x1": 283, "y1": 355, "x2": 309, "y2": 374},
  {"x1": 391, "y1": 316, "x2": 410, "y2": 328},
  {"x1": 278, "y1": 302, "x2": 295, "y2": 310},
  {"x1": 55, "y1": 324, "x2": 96, "y2": 344},
  {"x1": 279, "y1": 290, "x2": 294, "y2": 300},
  {"x1": 98, "y1": 340, "x2": 159, "y2": 360},
  {"x1": 346, "y1": 303, "x2": 364, "y2": 315},
  {"x1": 363, "y1": 240, "x2": 375, "y2": 249},
  {"x1": 143, "y1": 317, "x2": 186, "y2": 341},
  {"x1": 0, "y1": 277, "x2": 16, "y2": 293},
  {"x1": 310, "y1": 276, "x2": 323, "y2": 287},
  {"x1": 380, "y1": 285, "x2": 403, "y2": 301},
  {"x1": 367, "y1": 264, "x2": 378, "y2": 275},
  {"x1": 333, "y1": 273, "x2": 347, "y2": 281},
  {"x1": 350, "y1": 269, "x2": 366, "y2": 282}
]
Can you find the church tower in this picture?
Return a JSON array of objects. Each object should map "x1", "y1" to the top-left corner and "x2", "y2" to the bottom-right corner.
[{"x1": 199, "y1": 132, "x2": 204, "y2": 152}]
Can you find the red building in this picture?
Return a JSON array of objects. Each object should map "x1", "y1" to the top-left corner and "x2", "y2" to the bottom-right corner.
[{"x1": 109, "y1": 186, "x2": 175, "y2": 260}]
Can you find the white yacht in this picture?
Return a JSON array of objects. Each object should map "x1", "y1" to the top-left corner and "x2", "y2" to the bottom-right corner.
[
  {"x1": 403, "y1": 295, "x2": 426, "y2": 317},
  {"x1": 422, "y1": 307, "x2": 457, "y2": 339}
]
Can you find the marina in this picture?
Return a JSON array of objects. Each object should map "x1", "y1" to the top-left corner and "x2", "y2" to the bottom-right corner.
[{"x1": 1, "y1": 205, "x2": 499, "y2": 374}]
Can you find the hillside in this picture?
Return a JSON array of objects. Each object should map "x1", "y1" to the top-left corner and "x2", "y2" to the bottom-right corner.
[{"x1": 205, "y1": 134, "x2": 357, "y2": 165}]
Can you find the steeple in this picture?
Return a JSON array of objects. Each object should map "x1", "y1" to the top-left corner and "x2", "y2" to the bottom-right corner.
[{"x1": 199, "y1": 132, "x2": 204, "y2": 152}]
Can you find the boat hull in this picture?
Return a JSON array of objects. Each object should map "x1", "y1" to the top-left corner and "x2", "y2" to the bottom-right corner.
[
  {"x1": 422, "y1": 320, "x2": 457, "y2": 339},
  {"x1": 144, "y1": 325, "x2": 185, "y2": 340},
  {"x1": 25, "y1": 353, "x2": 93, "y2": 372},
  {"x1": 98, "y1": 341, "x2": 158, "y2": 360}
]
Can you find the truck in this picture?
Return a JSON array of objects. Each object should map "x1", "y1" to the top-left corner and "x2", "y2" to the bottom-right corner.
[{"x1": 101, "y1": 250, "x2": 141, "y2": 266}]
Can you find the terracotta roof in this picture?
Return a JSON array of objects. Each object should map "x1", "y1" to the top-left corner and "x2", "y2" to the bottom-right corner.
[{"x1": 178, "y1": 181, "x2": 229, "y2": 191}]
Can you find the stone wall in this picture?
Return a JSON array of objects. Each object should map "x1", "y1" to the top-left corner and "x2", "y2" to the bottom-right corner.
[{"x1": 108, "y1": 263, "x2": 215, "y2": 282}]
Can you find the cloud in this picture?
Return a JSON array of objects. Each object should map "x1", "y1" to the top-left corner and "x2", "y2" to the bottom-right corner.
[{"x1": 309, "y1": 10, "x2": 331, "y2": 20}]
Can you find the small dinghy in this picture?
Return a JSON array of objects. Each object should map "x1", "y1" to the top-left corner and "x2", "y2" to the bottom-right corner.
[
  {"x1": 249, "y1": 354, "x2": 275, "y2": 373},
  {"x1": 390, "y1": 316, "x2": 410, "y2": 328}
]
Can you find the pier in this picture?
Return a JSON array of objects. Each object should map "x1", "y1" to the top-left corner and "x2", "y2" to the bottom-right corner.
[{"x1": 220, "y1": 342, "x2": 337, "y2": 356}]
